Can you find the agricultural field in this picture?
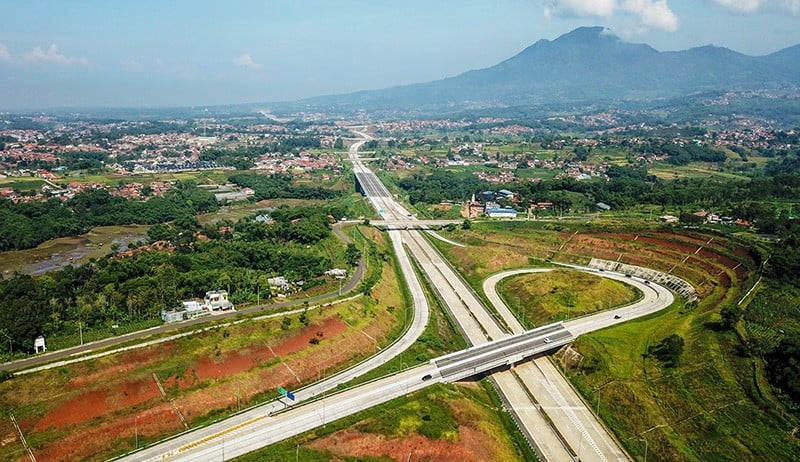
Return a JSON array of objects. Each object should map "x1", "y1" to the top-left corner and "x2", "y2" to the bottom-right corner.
[
  {"x1": 432, "y1": 221, "x2": 800, "y2": 461},
  {"x1": 0, "y1": 239, "x2": 407, "y2": 462}
]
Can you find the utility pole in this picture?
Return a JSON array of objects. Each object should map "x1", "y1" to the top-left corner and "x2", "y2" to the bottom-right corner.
[{"x1": 79, "y1": 321, "x2": 83, "y2": 346}]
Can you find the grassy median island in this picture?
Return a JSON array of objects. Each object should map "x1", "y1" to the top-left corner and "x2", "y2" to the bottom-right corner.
[
  {"x1": 497, "y1": 269, "x2": 640, "y2": 326},
  {"x1": 432, "y1": 221, "x2": 800, "y2": 461}
]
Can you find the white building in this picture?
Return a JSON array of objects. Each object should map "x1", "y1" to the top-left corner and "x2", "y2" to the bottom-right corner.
[
  {"x1": 204, "y1": 290, "x2": 234, "y2": 311},
  {"x1": 34, "y1": 335, "x2": 46, "y2": 354},
  {"x1": 325, "y1": 268, "x2": 347, "y2": 279},
  {"x1": 486, "y1": 207, "x2": 518, "y2": 218},
  {"x1": 161, "y1": 300, "x2": 212, "y2": 323}
]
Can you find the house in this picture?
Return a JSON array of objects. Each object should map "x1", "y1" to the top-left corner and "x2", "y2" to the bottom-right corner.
[
  {"x1": 254, "y1": 214, "x2": 274, "y2": 224},
  {"x1": 596, "y1": 202, "x2": 611, "y2": 211},
  {"x1": 325, "y1": 268, "x2": 347, "y2": 279},
  {"x1": 161, "y1": 300, "x2": 212, "y2": 322},
  {"x1": 659, "y1": 215, "x2": 679, "y2": 223},
  {"x1": 497, "y1": 189, "x2": 515, "y2": 199},
  {"x1": 268, "y1": 276, "x2": 290, "y2": 292},
  {"x1": 204, "y1": 290, "x2": 234, "y2": 311}
]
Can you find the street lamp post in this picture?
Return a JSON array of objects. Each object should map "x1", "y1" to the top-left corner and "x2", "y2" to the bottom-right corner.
[
  {"x1": 134, "y1": 415, "x2": 138, "y2": 449},
  {"x1": 639, "y1": 437, "x2": 648, "y2": 462},
  {"x1": 593, "y1": 381, "x2": 615, "y2": 417}
]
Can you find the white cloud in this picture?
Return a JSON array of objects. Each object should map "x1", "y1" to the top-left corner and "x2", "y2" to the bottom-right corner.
[
  {"x1": 712, "y1": 0, "x2": 763, "y2": 12},
  {"x1": 544, "y1": 0, "x2": 679, "y2": 31},
  {"x1": 712, "y1": 0, "x2": 800, "y2": 14},
  {"x1": 0, "y1": 44, "x2": 11, "y2": 62},
  {"x1": 773, "y1": 0, "x2": 800, "y2": 13},
  {"x1": 233, "y1": 53, "x2": 262, "y2": 69},
  {"x1": 24, "y1": 44, "x2": 89, "y2": 66},
  {"x1": 545, "y1": 0, "x2": 617, "y2": 17},
  {"x1": 623, "y1": 0, "x2": 679, "y2": 31}
]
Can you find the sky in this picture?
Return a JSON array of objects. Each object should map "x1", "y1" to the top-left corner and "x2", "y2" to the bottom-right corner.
[{"x1": 1, "y1": 0, "x2": 799, "y2": 110}]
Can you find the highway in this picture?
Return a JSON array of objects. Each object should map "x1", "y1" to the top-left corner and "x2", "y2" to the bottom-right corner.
[
  {"x1": 114, "y1": 129, "x2": 676, "y2": 461},
  {"x1": 350, "y1": 129, "x2": 628, "y2": 462}
]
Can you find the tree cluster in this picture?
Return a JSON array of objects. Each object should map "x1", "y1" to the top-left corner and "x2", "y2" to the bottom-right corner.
[
  {"x1": 0, "y1": 204, "x2": 346, "y2": 353},
  {"x1": 0, "y1": 182, "x2": 218, "y2": 251},
  {"x1": 229, "y1": 173, "x2": 341, "y2": 201}
]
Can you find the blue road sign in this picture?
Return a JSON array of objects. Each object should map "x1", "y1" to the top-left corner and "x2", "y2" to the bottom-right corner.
[{"x1": 286, "y1": 391, "x2": 296, "y2": 401}]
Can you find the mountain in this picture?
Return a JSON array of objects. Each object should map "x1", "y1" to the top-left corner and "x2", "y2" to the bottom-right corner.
[{"x1": 277, "y1": 26, "x2": 800, "y2": 114}]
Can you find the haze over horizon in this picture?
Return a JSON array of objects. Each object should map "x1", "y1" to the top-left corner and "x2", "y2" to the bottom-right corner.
[{"x1": 1, "y1": 0, "x2": 799, "y2": 110}]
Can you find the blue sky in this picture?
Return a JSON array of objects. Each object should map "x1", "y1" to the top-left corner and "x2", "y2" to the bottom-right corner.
[{"x1": 1, "y1": 0, "x2": 799, "y2": 109}]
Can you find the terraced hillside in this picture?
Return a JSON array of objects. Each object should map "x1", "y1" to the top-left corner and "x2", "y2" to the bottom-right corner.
[{"x1": 434, "y1": 222, "x2": 799, "y2": 461}]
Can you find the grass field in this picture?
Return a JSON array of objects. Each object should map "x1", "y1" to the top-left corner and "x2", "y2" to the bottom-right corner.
[{"x1": 497, "y1": 269, "x2": 639, "y2": 326}]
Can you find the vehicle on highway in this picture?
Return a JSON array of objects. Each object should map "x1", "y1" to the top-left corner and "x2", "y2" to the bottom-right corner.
[
  {"x1": 422, "y1": 374, "x2": 432, "y2": 381},
  {"x1": 625, "y1": 273, "x2": 632, "y2": 278},
  {"x1": 543, "y1": 337, "x2": 552, "y2": 344},
  {"x1": 614, "y1": 314, "x2": 621, "y2": 319}
]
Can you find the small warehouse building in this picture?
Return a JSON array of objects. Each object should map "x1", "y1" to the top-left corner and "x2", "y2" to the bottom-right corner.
[{"x1": 486, "y1": 207, "x2": 518, "y2": 218}]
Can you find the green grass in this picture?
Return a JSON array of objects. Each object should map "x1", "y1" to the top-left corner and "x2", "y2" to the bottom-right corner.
[
  {"x1": 233, "y1": 381, "x2": 526, "y2": 462},
  {"x1": 568, "y1": 297, "x2": 800, "y2": 461},
  {"x1": 0, "y1": 177, "x2": 46, "y2": 191},
  {"x1": 497, "y1": 269, "x2": 640, "y2": 326}
]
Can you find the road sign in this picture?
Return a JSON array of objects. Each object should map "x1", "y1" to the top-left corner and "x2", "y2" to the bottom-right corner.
[
  {"x1": 286, "y1": 391, "x2": 296, "y2": 401},
  {"x1": 278, "y1": 387, "x2": 287, "y2": 396}
]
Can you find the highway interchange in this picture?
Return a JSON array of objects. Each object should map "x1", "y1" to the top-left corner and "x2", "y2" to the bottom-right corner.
[{"x1": 112, "y1": 129, "x2": 677, "y2": 461}]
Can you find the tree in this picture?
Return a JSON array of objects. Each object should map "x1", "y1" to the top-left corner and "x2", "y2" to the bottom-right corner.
[
  {"x1": 345, "y1": 243, "x2": 361, "y2": 267},
  {"x1": 765, "y1": 337, "x2": 800, "y2": 404},
  {"x1": 647, "y1": 334, "x2": 685, "y2": 368},
  {"x1": 720, "y1": 304, "x2": 742, "y2": 330}
]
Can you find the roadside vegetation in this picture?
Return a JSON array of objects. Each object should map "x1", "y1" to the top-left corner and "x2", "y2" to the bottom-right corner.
[
  {"x1": 233, "y1": 382, "x2": 525, "y2": 462},
  {"x1": 0, "y1": 220, "x2": 405, "y2": 461}
]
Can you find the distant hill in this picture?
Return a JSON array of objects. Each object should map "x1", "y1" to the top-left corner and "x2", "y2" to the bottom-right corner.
[{"x1": 274, "y1": 26, "x2": 800, "y2": 114}]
